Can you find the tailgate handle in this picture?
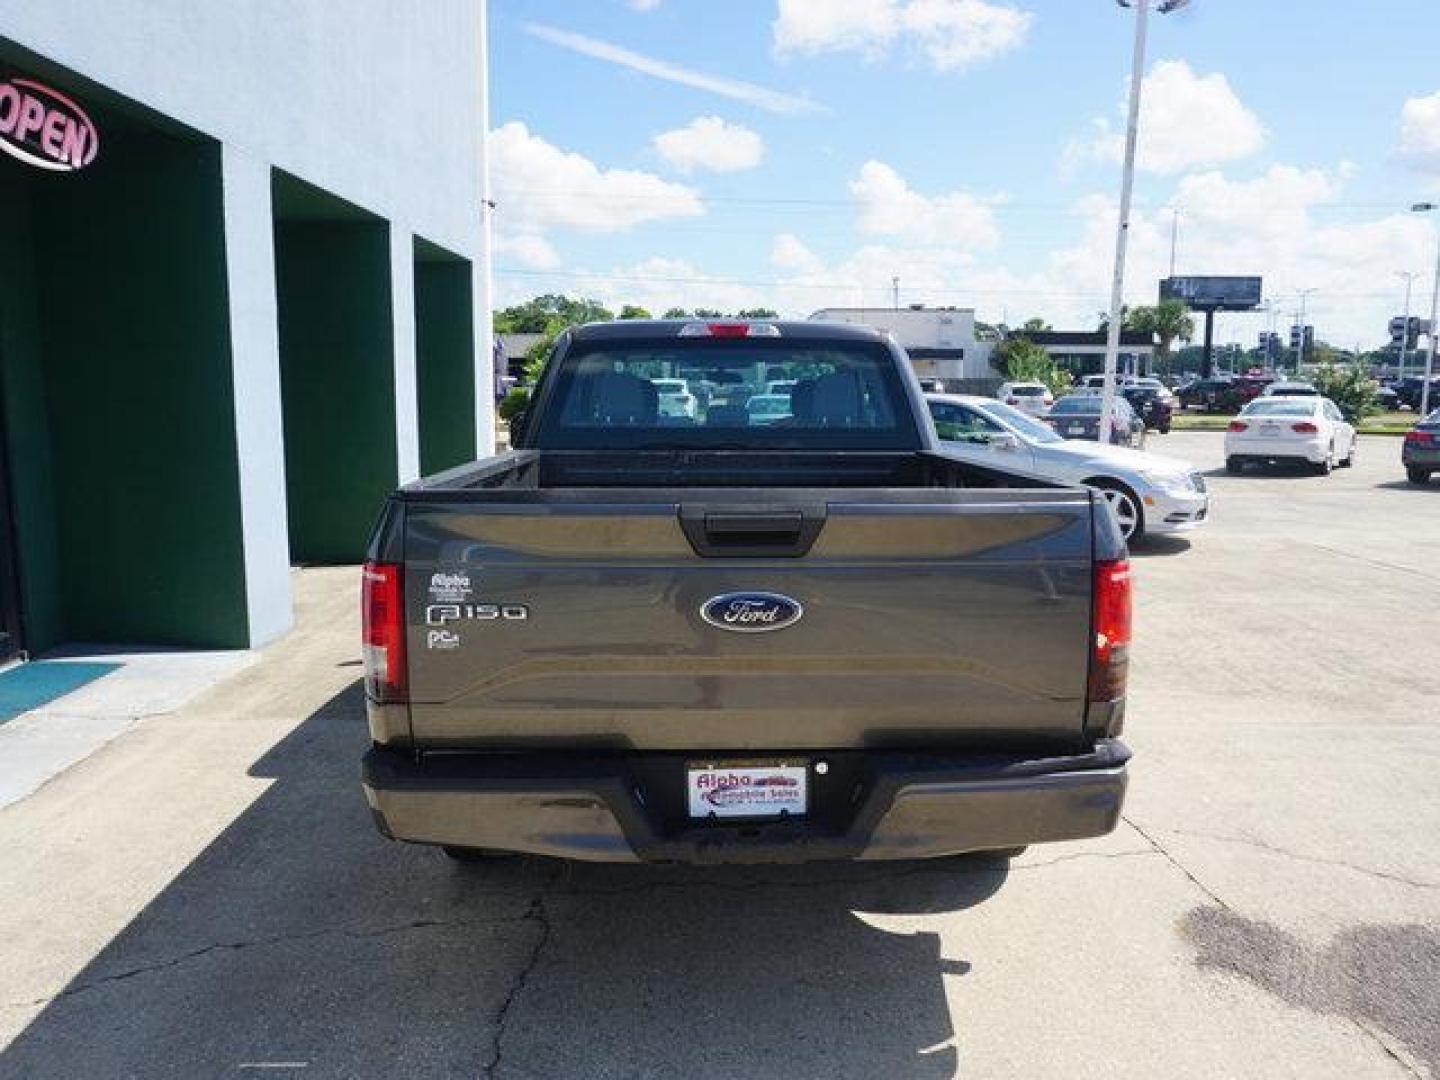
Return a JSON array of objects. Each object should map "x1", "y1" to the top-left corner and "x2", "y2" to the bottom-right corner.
[{"x1": 680, "y1": 509, "x2": 824, "y2": 557}]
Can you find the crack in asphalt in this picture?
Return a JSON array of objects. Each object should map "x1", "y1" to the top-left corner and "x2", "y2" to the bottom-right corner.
[
  {"x1": 480, "y1": 894, "x2": 553, "y2": 1080},
  {"x1": 1298, "y1": 541, "x2": 1440, "y2": 585},
  {"x1": 3, "y1": 912, "x2": 537, "y2": 1011},
  {"x1": 1123, "y1": 815, "x2": 1231, "y2": 910},
  {"x1": 1161, "y1": 827, "x2": 1439, "y2": 891}
]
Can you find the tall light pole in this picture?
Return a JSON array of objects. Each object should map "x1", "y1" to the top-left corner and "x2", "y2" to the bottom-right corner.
[
  {"x1": 1395, "y1": 271, "x2": 1417, "y2": 379},
  {"x1": 1099, "y1": 0, "x2": 1191, "y2": 445},
  {"x1": 477, "y1": 0, "x2": 498, "y2": 451},
  {"x1": 1414, "y1": 202, "x2": 1440, "y2": 416},
  {"x1": 1294, "y1": 287, "x2": 1317, "y2": 376}
]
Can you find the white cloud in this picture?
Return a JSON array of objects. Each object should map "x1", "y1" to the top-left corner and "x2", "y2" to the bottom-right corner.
[
  {"x1": 1396, "y1": 91, "x2": 1440, "y2": 176},
  {"x1": 627, "y1": 0, "x2": 662, "y2": 10},
  {"x1": 489, "y1": 122, "x2": 704, "y2": 271},
  {"x1": 773, "y1": 0, "x2": 1032, "y2": 71},
  {"x1": 654, "y1": 116, "x2": 765, "y2": 174},
  {"x1": 848, "y1": 160, "x2": 1002, "y2": 250},
  {"x1": 1063, "y1": 60, "x2": 1267, "y2": 176},
  {"x1": 771, "y1": 233, "x2": 825, "y2": 275},
  {"x1": 493, "y1": 233, "x2": 561, "y2": 271},
  {"x1": 526, "y1": 23, "x2": 825, "y2": 116}
]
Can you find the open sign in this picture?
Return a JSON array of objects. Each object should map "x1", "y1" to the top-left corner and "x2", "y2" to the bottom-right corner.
[{"x1": 0, "y1": 78, "x2": 99, "y2": 172}]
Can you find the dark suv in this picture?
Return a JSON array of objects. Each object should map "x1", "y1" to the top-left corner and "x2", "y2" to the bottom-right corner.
[{"x1": 1122, "y1": 385, "x2": 1173, "y2": 433}]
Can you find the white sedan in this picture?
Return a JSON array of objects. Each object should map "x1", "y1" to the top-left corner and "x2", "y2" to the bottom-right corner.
[
  {"x1": 1224, "y1": 396, "x2": 1356, "y2": 475},
  {"x1": 927, "y1": 394, "x2": 1209, "y2": 543},
  {"x1": 996, "y1": 380, "x2": 1053, "y2": 417}
]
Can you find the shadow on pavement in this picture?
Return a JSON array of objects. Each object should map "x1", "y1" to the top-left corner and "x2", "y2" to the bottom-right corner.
[
  {"x1": 1129, "y1": 535, "x2": 1192, "y2": 558},
  {"x1": 1373, "y1": 479, "x2": 1438, "y2": 493},
  {"x1": 1, "y1": 682, "x2": 1007, "y2": 1078}
]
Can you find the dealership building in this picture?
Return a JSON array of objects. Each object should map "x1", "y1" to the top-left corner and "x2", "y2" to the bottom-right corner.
[{"x1": 0, "y1": 2, "x2": 493, "y2": 663}]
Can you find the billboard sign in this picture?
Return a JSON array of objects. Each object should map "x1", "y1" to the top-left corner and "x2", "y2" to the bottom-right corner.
[
  {"x1": 0, "y1": 77, "x2": 99, "y2": 172},
  {"x1": 1160, "y1": 276, "x2": 1262, "y2": 311}
]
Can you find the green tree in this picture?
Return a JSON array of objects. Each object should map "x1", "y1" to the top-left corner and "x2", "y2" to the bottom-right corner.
[
  {"x1": 1312, "y1": 358, "x2": 1381, "y2": 422},
  {"x1": 991, "y1": 337, "x2": 1069, "y2": 395},
  {"x1": 662, "y1": 307, "x2": 690, "y2": 319},
  {"x1": 737, "y1": 307, "x2": 779, "y2": 319},
  {"x1": 618, "y1": 304, "x2": 652, "y2": 320},
  {"x1": 1020, "y1": 317, "x2": 1051, "y2": 333},
  {"x1": 494, "y1": 294, "x2": 613, "y2": 334},
  {"x1": 692, "y1": 307, "x2": 725, "y2": 318}
]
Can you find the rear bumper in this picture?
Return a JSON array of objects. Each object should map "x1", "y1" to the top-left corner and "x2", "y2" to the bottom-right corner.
[
  {"x1": 1225, "y1": 434, "x2": 1327, "y2": 463},
  {"x1": 362, "y1": 740, "x2": 1130, "y2": 864}
]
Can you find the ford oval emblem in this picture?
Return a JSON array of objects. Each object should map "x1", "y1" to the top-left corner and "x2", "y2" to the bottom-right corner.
[{"x1": 700, "y1": 592, "x2": 804, "y2": 633}]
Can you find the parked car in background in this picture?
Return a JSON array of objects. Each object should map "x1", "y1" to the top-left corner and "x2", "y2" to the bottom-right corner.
[
  {"x1": 996, "y1": 380, "x2": 1054, "y2": 416},
  {"x1": 1078, "y1": 373, "x2": 1137, "y2": 391},
  {"x1": 1128, "y1": 377, "x2": 1175, "y2": 404},
  {"x1": 1260, "y1": 381, "x2": 1319, "y2": 398},
  {"x1": 654, "y1": 378, "x2": 698, "y2": 419},
  {"x1": 1225, "y1": 396, "x2": 1357, "y2": 475},
  {"x1": 1121, "y1": 384, "x2": 1174, "y2": 434},
  {"x1": 1045, "y1": 393, "x2": 1144, "y2": 447},
  {"x1": 928, "y1": 395, "x2": 1209, "y2": 543},
  {"x1": 1393, "y1": 375, "x2": 1440, "y2": 411},
  {"x1": 1402, "y1": 407, "x2": 1440, "y2": 485},
  {"x1": 1177, "y1": 377, "x2": 1234, "y2": 412},
  {"x1": 745, "y1": 393, "x2": 793, "y2": 426},
  {"x1": 1376, "y1": 384, "x2": 1400, "y2": 411}
]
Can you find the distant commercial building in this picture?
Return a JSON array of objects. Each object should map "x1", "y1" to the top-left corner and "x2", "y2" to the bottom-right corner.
[
  {"x1": 809, "y1": 306, "x2": 995, "y2": 384},
  {"x1": 1019, "y1": 331, "x2": 1156, "y2": 380},
  {"x1": 0, "y1": 3, "x2": 491, "y2": 662}
]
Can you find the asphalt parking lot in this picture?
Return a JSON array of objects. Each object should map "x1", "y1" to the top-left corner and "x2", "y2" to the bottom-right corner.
[{"x1": 0, "y1": 430, "x2": 1436, "y2": 1079}]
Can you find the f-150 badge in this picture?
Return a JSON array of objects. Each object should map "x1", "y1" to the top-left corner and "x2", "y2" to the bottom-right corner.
[
  {"x1": 426, "y1": 603, "x2": 529, "y2": 625},
  {"x1": 700, "y1": 592, "x2": 803, "y2": 633}
]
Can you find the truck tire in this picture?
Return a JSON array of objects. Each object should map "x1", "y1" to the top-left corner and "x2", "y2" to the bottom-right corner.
[
  {"x1": 1408, "y1": 466, "x2": 1432, "y2": 485},
  {"x1": 1226, "y1": 456, "x2": 1244, "y2": 474}
]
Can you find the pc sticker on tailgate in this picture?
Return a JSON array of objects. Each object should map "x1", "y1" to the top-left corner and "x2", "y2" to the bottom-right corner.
[{"x1": 687, "y1": 762, "x2": 808, "y2": 818}]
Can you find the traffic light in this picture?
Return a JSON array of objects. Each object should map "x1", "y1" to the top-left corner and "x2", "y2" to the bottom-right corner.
[
  {"x1": 1288, "y1": 324, "x2": 1314, "y2": 350},
  {"x1": 1389, "y1": 316, "x2": 1428, "y2": 349}
]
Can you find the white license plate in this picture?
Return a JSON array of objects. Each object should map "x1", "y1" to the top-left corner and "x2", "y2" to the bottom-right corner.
[
  {"x1": 1067, "y1": 425, "x2": 1086, "y2": 435},
  {"x1": 687, "y1": 761, "x2": 808, "y2": 818},
  {"x1": 1260, "y1": 426, "x2": 1279, "y2": 437}
]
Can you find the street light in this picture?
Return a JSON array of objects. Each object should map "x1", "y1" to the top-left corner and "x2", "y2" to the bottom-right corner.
[
  {"x1": 1099, "y1": 0, "x2": 1192, "y2": 445},
  {"x1": 1294, "y1": 287, "x2": 1317, "y2": 376},
  {"x1": 1413, "y1": 202, "x2": 1439, "y2": 416},
  {"x1": 1395, "y1": 271, "x2": 1417, "y2": 380}
]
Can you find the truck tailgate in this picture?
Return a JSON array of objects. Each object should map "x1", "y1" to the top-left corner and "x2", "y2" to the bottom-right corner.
[{"x1": 402, "y1": 492, "x2": 1094, "y2": 751}]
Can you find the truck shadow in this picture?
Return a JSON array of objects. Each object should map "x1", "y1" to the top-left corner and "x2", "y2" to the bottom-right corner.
[{"x1": 1, "y1": 682, "x2": 1005, "y2": 1079}]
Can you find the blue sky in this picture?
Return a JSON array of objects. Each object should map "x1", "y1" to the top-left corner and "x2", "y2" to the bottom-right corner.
[{"x1": 488, "y1": 0, "x2": 1440, "y2": 347}]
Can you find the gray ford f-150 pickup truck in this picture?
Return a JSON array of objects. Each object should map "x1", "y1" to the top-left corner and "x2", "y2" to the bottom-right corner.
[{"x1": 361, "y1": 319, "x2": 1132, "y2": 864}]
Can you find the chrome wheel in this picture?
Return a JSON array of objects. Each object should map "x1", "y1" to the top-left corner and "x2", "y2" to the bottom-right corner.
[{"x1": 1098, "y1": 485, "x2": 1142, "y2": 542}]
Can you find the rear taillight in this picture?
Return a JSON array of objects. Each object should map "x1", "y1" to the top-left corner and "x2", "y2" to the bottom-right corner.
[
  {"x1": 1404, "y1": 430, "x2": 1434, "y2": 446},
  {"x1": 1292, "y1": 421, "x2": 1319, "y2": 434},
  {"x1": 362, "y1": 561, "x2": 407, "y2": 702},
  {"x1": 1227, "y1": 420, "x2": 1248, "y2": 432},
  {"x1": 1088, "y1": 559, "x2": 1132, "y2": 704}
]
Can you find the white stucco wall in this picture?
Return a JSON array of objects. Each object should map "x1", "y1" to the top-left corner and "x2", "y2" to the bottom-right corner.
[{"x1": 0, "y1": 0, "x2": 486, "y2": 262}]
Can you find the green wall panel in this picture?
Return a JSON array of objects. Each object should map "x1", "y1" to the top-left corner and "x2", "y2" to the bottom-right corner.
[
  {"x1": 275, "y1": 221, "x2": 398, "y2": 563},
  {"x1": 26, "y1": 136, "x2": 250, "y2": 649},
  {"x1": 414, "y1": 256, "x2": 476, "y2": 476},
  {"x1": 0, "y1": 169, "x2": 62, "y2": 651}
]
